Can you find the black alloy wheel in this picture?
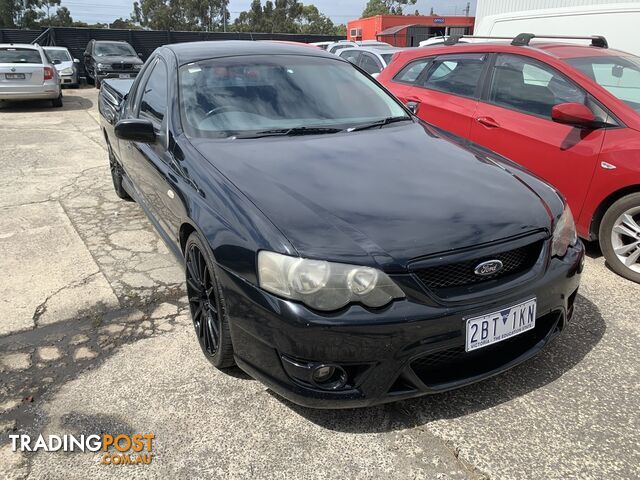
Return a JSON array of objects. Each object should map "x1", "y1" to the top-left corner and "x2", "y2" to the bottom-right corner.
[{"x1": 185, "y1": 233, "x2": 235, "y2": 368}]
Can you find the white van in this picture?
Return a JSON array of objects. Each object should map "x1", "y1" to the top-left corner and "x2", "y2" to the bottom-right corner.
[{"x1": 474, "y1": 3, "x2": 640, "y2": 56}]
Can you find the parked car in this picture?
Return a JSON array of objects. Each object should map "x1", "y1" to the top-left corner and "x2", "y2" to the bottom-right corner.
[
  {"x1": 44, "y1": 46, "x2": 79, "y2": 88},
  {"x1": 378, "y1": 34, "x2": 640, "y2": 283},
  {"x1": 326, "y1": 40, "x2": 392, "y2": 55},
  {"x1": 339, "y1": 46, "x2": 406, "y2": 76},
  {"x1": 0, "y1": 43, "x2": 62, "y2": 107},
  {"x1": 99, "y1": 41, "x2": 583, "y2": 408},
  {"x1": 84, "y1": 40, "x2": 143, "y2": 88}
]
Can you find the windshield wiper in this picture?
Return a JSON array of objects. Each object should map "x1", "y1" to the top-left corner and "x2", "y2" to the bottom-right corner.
[
  {"x1": 347, "y1": 116, "x2": 412, "y2": 132},
  {"x1": 233, "y1": 126, "x2": 343, "y2": 139}
]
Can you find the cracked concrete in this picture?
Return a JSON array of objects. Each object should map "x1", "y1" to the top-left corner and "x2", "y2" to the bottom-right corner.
[{"x1": 0, "y1": 89, "x2": 638, "y2": 480}]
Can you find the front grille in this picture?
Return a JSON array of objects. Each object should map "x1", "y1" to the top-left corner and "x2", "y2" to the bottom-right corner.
[
  {"x1": 111, "y1": 63, "x2": 133, "y2": 70},
  {"x1": 411, "y1": 311, "x2": 561, "y2": 387},
  {"x1": 413, "y1": 240, "x2": 543, "y2": 291}
]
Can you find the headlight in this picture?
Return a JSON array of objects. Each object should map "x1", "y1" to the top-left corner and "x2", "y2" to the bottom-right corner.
[
  {"x1": 551, "y1": 206, "x2": 578, "y2": 257},
  {"x1": 61, "y1": 67, "x2": 73, "y2": 75},
  {"x1": 258, "y1": 251, "x2": 405, "y2": 311},
  {"x1": 96, "y1": 63, "x2": 109, "y2": 70}
]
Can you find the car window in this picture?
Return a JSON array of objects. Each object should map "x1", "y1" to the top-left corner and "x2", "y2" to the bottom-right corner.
[
  {"x1": 0, "y1": 48, "x2": 42, "y2": 64},
  {"x1": 394, "y1": 59, "x2": 431, "y2": 84},
  {"x1": 330, "y1": 45, "x2": 351, "y2": 54},
  {"x1": 359, "y1": 53, "x2": 382, "y2": 75},
  {"x1": 139, "y1": 60, "x2": 168, "y2": 124},
  {"x1": 45, "y1": 49, "x2": 71, "y2": 63},
  {"x1": 95, "y1": 42, "x2": 136, "y2": 57},
  {"x1": 339, "y1": 50, "x2": 361, "y2": 65},
  {"x1": 178, "y1": 55, "x2": 408, "y2": 138},
  {"x1": 380, "y1": 53, "x2": 394, "y2": 65},
  {"x1": 489, "y1": 54, "x2": 587, "y2": 118},
  {"x1": 420, "y1": 54, "x2": 486, "y2": 98},
  {"x1": 567, "y1": 55, "x2": 640, "y2": 114}
]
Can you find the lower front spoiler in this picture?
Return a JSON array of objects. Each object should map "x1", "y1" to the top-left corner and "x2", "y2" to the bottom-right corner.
[{"x1": 235, "y1": 309, "x2": 566, "y2": 409}]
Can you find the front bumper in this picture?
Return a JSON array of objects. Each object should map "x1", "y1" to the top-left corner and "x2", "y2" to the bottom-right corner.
[
  {"x1": 96, "y1": 71, "x2": 138, "y2": 82},
  {"x1": 219, "y1": 242, "x2": 584, "y2": 409},
  {"x1": 60, "y1": 73, "x2": 78, "y2": 85}
]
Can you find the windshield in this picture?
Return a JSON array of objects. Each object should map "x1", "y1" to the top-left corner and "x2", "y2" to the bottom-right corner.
[
  {"x1": 95, "y1": 43, "x2": 136, "y2": 57},
  {"x1": 45, "y1": 49, "x2": 71, "y2": 62},
  {"x1": 567, "y1": 55, "x2": 640, "y2": 113},
  {"x1": 0, "y1": 48, "x2": 41, "y2": 64},
  {"x1": 179, "y1": 55, "x2": 409, "y2": 138}
]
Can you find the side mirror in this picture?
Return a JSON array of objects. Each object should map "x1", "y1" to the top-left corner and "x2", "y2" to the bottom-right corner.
[
  {"x1": 73, "y1": 58, "x2": 80, "y2": 63},
  {"x1": 551, "y1": 103, "x2": 596, "y2": 128},
  {"x1": 115, "y1": 119, "x2": 156, "y2": 143}
]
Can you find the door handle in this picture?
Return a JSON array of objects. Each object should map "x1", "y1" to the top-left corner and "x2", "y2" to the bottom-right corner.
[{"x1": 476, "y1": 116, "x2": 500, "y2": 128}]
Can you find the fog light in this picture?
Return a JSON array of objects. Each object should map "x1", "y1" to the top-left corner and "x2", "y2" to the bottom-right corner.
[{"x1": 311, "y1": 364, "x2": 347, "y2": 390}]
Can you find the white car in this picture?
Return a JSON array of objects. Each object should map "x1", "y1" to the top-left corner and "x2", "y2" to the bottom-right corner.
[
  {"x1": 44, "y1": 46, "x2": 79, "y2": 88},
  {"x1": 0, "y1": 43, "x2": 62, "y2": 107},
  {"x1": 338, "y1": 47, "x2": 406, "y2": 77},
  {"x1": 326, "y1": 40, "x2": 393, "y2": 55}
]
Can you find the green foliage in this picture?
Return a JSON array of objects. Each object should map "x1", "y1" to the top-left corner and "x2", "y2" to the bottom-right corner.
[
  {"x1": 232, "y1": 0, "x2": 343, "y2": 35},
  {"x1": 361, "y1": 0, "x2": 417, "y2": 18},
  {"x1": 132, "y1": 0, "x2": 230, "y2": 31}
]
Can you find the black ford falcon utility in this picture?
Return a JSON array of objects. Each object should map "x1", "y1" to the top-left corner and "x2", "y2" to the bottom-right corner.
[{"x1": 99, "y1": 41, "x2": 584, "y2": 408}]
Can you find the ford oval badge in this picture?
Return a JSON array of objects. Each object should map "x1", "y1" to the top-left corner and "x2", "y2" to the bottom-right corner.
[{"x1": 474, "y1": 260, "x2": 504, "y2": 276}]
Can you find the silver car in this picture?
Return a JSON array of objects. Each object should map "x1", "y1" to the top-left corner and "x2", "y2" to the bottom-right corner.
[
  {"x1": 326, "y1": 40, "x2": 393, "y2": 55},
  {"x1": 0, "y1": 43, "x2": 62, "y2": 107},
  {"x1": 338, "y1": 47, "x2": 407, "y2": 77},
  {"x1": 44, "y1": 46, "x2": 79, "y2": 88}
]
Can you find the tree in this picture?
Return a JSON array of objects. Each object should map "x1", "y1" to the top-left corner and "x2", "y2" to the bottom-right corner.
[
  {"x1": 48, "y1": 6, "x2": 73, "y2": 26},
  {"x1": 0, "y1": 0, "x2": 19, "y2": 28},
  {"x1": 298, "y1": 4, "x2": 335, "y2": 35},
  {"x1": 361, "y1": 0, "x2": 417, "y2": 18},
  {"x1": 110, "y1": 17, "x2": 141, "y2": 29},
  {"x1": 132, "y1": 0, "x2": 229, "y2": 31}
]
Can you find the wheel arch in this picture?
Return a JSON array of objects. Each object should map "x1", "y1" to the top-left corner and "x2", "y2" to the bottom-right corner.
[{"x1": 589, "y1": 184, "x2": 640, "y2": 240}]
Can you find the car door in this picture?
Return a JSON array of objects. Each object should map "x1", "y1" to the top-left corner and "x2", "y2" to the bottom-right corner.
[
  {"x1": 470, "y1": 53, "x2": 607, "y2": 219},
  {"x1": 404, "y1": 53, "x2": 488, "y2": 138},
  {"x1": 123, "y1": 57, "x2": 178, "y2": 238},
  {"x1": 384, "y1": 57, "x2": 432, "y2": 110}
]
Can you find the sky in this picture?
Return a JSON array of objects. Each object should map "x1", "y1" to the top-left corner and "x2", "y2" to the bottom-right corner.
[{"x1": 59, "y1": 0, "x2": 477, "y2": 26}]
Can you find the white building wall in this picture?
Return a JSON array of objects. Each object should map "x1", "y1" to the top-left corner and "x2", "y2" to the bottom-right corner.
[{"x1": 476, "y1": 0, "x2": 640, "y2": 21}]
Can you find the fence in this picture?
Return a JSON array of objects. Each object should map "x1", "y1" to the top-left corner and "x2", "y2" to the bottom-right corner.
[{"x1": 0, "y1": 27, "x2": 344, "y2": 75}]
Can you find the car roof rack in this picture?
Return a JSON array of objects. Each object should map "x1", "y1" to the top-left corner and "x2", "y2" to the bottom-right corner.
[{"x1": 443, "y1": 33, "x2": 608, "y2": 48}]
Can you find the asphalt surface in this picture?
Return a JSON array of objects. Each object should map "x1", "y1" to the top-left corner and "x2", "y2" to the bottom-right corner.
[{"x1": 0, "y1": 88, "x2": 638, "y2": 480}]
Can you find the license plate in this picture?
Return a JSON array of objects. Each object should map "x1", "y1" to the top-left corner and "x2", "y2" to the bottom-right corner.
[
  {"x1": 465, "y1": 298, "x2": 537, "y2": 352},
  {"x1": 118, "y1": 74, "x2": 130, "y2": 79},
  {"x1": 5, "y1": 73, "x2": 25, "y2": 80}
]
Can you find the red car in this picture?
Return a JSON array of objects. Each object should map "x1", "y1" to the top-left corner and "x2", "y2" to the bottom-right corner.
[{"x1": 378, "y1": 35, "x2": 640, "y2": 283}]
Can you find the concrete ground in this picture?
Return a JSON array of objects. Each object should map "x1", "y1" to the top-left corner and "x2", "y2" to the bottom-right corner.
[{"x1": 0, "y1": 88, "x2": 638, "y2": 480}]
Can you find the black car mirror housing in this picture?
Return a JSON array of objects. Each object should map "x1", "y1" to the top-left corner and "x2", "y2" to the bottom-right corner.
[{"x1": 115, "y1": 119, "x2": 156, "y2": 143}]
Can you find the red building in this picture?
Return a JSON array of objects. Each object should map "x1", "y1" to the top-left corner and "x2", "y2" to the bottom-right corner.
[{"x1": 347, "y1": 15, "x2": 475, "y2": 47}]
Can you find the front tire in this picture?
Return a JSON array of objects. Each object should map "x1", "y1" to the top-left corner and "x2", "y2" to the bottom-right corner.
[
  {"x1": 185, "y1": 233, "x2": 235, "y2": 369},
  {"x1": 599, "y1": 193, "x2": 640, "y2": 283},
  {"x1": 109, "y1": 149, "x2": 132, "y2": 201}
]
